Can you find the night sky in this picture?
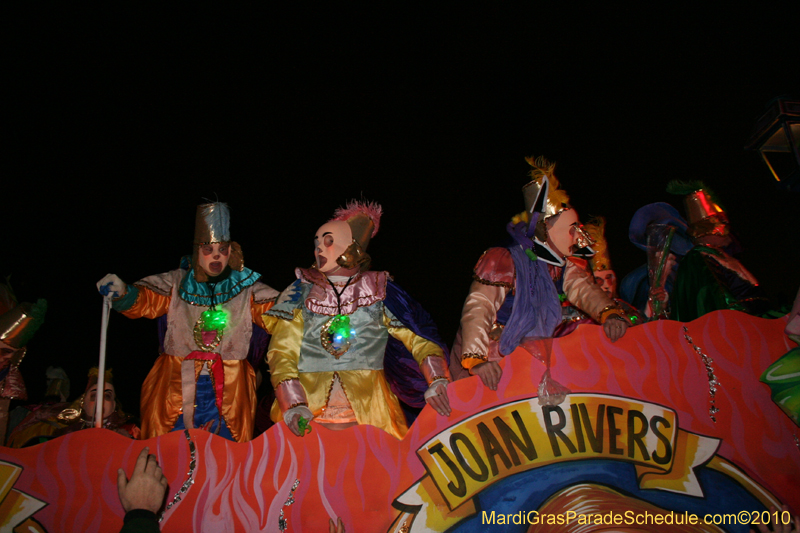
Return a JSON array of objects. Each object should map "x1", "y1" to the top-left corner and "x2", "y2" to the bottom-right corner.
[{"x1": 5, "y1": 5, "x2": 799, "y2": 414}]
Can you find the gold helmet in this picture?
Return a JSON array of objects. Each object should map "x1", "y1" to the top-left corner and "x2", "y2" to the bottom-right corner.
[
  {"x1": 521, "y1": 156, "x2": 594, "y2": 265},
  {"x1": 666, "y1": 181, "x2": 729, "y2": 240},
  {"x1": 191, "y1": 202, "x2": 244, "y2": 281}
]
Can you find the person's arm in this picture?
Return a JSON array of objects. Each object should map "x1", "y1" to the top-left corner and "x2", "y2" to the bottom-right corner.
[
  {"x1": 250, "y1": 282, "x2": 280, "y2": 332},
  {"x1": 99, "y1": 272, "x2": 175, "y2": 319},
  {"x1": 267, "y1": 309, "x2": 312, "y2": 436},
  {"x1": 459, "y1": 248, "x2": 515, "y2": 390}
]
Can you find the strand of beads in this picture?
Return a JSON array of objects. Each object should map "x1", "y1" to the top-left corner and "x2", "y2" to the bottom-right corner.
[
  {"x1": 682, "y1": 325, "x2": 720, "y2": 423},
  {"x1": 278, "y1": 479, "x2": 301, "y2": 532},
  {"x1": 159, "y1": 430, "x2": 197, "y2": 522}
]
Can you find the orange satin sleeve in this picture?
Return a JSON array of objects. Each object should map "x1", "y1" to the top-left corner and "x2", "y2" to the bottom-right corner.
[
  {"x1": 251, "y1": 298, "x2": 277, "y2": 332},
  {"x1": 121, "y1": 285, "x2": 171, "y2": 320}
]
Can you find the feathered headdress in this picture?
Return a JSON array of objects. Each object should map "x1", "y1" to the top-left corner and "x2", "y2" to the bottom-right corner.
[
  {"x1": 584, "y1": 217, "x2": 612, "y2": 272},
  {"x1": 327, "y1": 200, "x2": 383, "y2": 271},
  {"x1": 522, "y1": 156, "x2": 570, "y2": 219},
  {"x1": 330, "y1": 200, "x2": 383, "y2": 248}
]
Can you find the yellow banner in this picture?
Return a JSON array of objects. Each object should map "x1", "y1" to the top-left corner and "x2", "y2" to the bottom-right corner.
[{"x1": 413, "y1": 394, "x2": 719, "y2": 512}]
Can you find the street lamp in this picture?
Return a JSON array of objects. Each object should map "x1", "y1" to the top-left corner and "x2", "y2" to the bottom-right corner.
[{"x1": 745, "y1": 98, "x2": 800, "y2": 192}]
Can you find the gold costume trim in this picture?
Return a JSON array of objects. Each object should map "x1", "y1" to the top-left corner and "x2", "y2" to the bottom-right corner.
[
  {"x1": 322, "y1": 372, "x2": 339, "y2": 412},
  {"x1": 320, "y1": 315, "x2": 352, "y2": 358},
  {"x1": 462, "y1": 353, "x2": 488, "y2": 361},
  {"x1": 287, "y1": 402, "x2": 309, "y2": 409},
  {"x1": 306, "y1": 298, "x2": 369, "y2": 311},
  {"x1": 598, "y1": 304, "x2": 628, "y2": 324}
]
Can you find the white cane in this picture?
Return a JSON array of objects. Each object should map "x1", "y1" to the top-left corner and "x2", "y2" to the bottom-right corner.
[{"x1": 95, "y1": 295, "x2": 112, "y2": 428}]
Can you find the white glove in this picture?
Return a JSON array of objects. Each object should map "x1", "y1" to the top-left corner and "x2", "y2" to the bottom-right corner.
[
  {"x1": 424, "y1": 379, "x2": 448, "y2": 400},
  {"x1": 424, "y1": 379, "x2": 451, "y2": 417},
  {"x1": 97, "y1": 273, "x2": 127, "y2": 298},
  {"x1": 283, "y1": 405, "x2": 314, "y2": 426}
]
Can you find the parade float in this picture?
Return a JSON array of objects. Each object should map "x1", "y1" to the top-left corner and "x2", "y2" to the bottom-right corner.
[{"x1": 1, "y1": 310, "x2": 797, "y2": 532}]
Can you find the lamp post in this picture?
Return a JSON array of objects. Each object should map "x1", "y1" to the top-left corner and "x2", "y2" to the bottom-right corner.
[{"x1": 745, "y1": 98, "x2": 800, "y2": 192}]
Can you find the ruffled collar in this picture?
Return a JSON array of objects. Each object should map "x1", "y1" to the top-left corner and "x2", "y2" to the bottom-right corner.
[
  {"x1": 296, "y1": 267, "x2": 387, "y2": 316},
  {"x1": 179, "y1": 267, "x2": 261, "y2": 306}
]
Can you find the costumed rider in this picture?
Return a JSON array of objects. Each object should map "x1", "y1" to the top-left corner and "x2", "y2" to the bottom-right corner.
[
  {"x1": 1, "y1": 291, "x2": 47, "y2": 443},
  {"x1": 583, "y1": 217, "x2": 642, "y2": 325},
  {"x1": 451, "y1": 156, "x2": 631, "y2": 390},
  {"x1": 667, "y1": 181, "x2": 770, "y2": 322},
  {"x1": 97, "y1": 202, "x2": 279, "y2": 442},
  {"x1": 54, "y1": 368, "x2": 139, "y2": 439},
  {"x1": 266, "y1": 200, "x2": 452, "y2": 440}
]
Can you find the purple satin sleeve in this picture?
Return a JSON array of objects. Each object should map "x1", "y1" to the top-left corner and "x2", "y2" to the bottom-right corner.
[{"x1": 383, "y1": 281, "x2": 449, "y2": 411}]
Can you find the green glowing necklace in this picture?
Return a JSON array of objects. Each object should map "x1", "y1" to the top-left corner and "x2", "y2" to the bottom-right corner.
[{"x1": 321, "y1": 276, "x2": 356, "y2": 358}]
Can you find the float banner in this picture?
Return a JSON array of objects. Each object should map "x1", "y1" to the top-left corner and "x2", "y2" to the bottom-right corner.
[{"x1": 409, "y1": 394, "x2": 719, "y2": 512}]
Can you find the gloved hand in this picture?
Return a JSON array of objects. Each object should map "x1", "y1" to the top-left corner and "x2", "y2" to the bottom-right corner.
[
  {"x1": 284, "y1": 405, "x2": 314, "y2": 437},
  {"x1": 97, "y1": 273, "x2": 127, "y2": 298},
  {"x1": 424, "y1": 379, "x2": 451, "y2": 416}
]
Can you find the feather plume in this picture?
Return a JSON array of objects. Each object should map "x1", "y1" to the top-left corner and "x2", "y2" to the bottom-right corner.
[
  {"x1": 584, "y1": 217, "x2": 611, "y2": 271},
  {"x1": 525, "y1": 156, "x2": 569, "y2": 208},
  {"x1": 331, "y1": 200, "x2": 383, "y2": 238}
]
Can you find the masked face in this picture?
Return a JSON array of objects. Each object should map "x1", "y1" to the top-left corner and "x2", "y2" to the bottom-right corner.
[
  {"x1": 593, "y1": 269, "x2": 618, "y2": 297},
  {"x1": 197, "y1": 242, "x2": 230, "y2": 277},
  {"x1": 84, "y1": 383, "x2": 115, "y2": 421},
  {"x1": 314, "y1": 221, "x2": 353, "y2": 274},
  {"x1": 546, "y1": 209, "x2": 581, "y2": 258}
]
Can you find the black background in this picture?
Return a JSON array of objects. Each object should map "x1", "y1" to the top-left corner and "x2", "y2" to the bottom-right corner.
[{"x1": 5, "y1": 4, "x2": 799, "y2": 414}]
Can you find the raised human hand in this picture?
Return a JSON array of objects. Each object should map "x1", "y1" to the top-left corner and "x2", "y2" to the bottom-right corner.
[
  {"x1": 117, "y1": 447, "x2": 168, "y2": 514},
  {"x1": 97, "y1": 273, "x2": 127, "y2": 298}
]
